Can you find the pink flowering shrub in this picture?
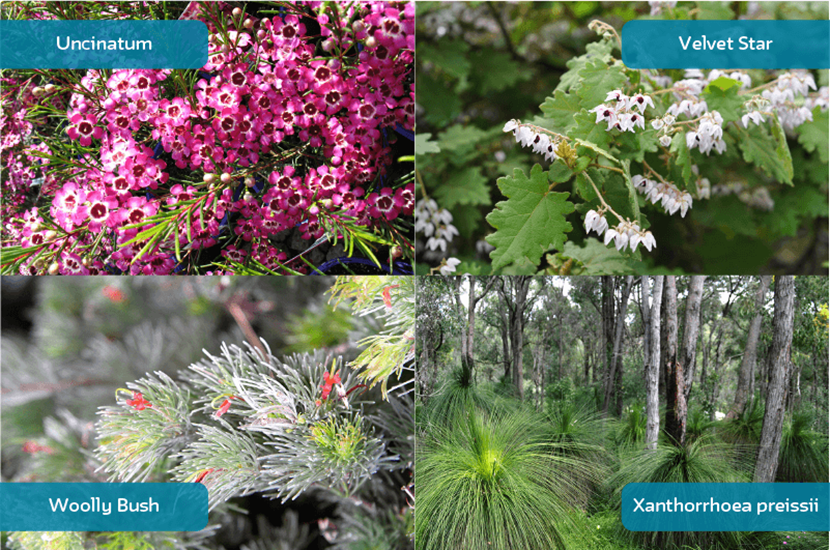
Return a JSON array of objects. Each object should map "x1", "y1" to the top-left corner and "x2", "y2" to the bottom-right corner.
[{"x1": 1, "y1": 1, "x2": 415, "y2": 275}]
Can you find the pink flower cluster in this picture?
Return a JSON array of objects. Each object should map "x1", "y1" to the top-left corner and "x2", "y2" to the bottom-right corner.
[{"x1": 2, "y1": 1, "x2": 414, "y2": 275}]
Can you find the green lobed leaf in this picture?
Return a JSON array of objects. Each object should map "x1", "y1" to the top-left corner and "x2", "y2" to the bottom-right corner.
[
  {"x1": 701, "y1": 84, "x2": 743, "y2": 123},
  {"x1": 416, "y1": 73, "x2": 462, "y2": 127},
  {"x1": 418, "y1": 40, "x2": 471, "y2": 81},
  {"x1": 695, "y1": 1, "x2": 735, "y2": 20},
  {"x1": 560, "y1": 239, "x2": 639, "y2": 275},
  {"x1": 450, "y1": 204, "x2": 484, "y2": 240},
  {"x1": 705, "y1": 76, "x2": 741, "y2": 92},
  {"x1": 670, "y1": 131, "x2": 693, "y2": 186},
  {"x1": 574, "y1": 58, "x2": 627, "y2": 112},
  {"x1": 486, "y1": 164, "x2": 575, "y2": 271},
  {"x1": 796, "y1": 106, "x2": 829, "y2": 164},
  {"x1": 614, "y1": 128, "x2": 659, "y2": 163},
  {"x1": 415, "y1": 133, "x2": 441, "y2": 156},
  {"x1": 468, "y1": 47, "x2": 531, "y2": 93},
  {"x1": 437, "y1": 124, "x2": 489, "y2": 155},
  {"x1": 540, "y1": 90, "x2": 581, "y2": 133},
  {"x1": 737, "y1": 118, "x2": 794, "y2": 185},
  {"x1": 620, "y1": 159, "x2": 643, "y2": 224},
  {"x1": 557, "y1": 37, "x2": 616, "y2": 93},
  {"x1": 570, "y1": 110, "x2": 612, "y2": 152},
  {"x1": 433, "y1": 167, "x2": 491, "y2": 209}
]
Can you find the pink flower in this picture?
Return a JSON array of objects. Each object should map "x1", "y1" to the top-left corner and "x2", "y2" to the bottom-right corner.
[
  {"x1": 67, "y1": 112, "x2": 103, "y2": 146},
  {"x1": 366, "y1": 187, "x2": 403, "y2": 221}
]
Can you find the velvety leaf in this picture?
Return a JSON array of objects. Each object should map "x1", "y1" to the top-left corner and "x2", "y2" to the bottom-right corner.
[
  {"x1": 557, "y1": 37, "x2": 615, "y2": 93},
  {"x1": 671, "y1": 131, "x2": 693, "y2": 186},
  {"x1": 418, "y1": 40, "x2": 471, "y2": 81},
  {"x1": 695, "y1": 1, "x2": 735, "y2": 20},
  {"x1": 433, "y1": 167, "x2": 491, "y2": 209},
  {"x1": 450, "y1": 204, "x2": 484, "y2": 240},
  {"x1": 570, "y1": 110, "x2": 611, "y2": 151},
  {"x1": 701, "y1": 84, "x2": 743, "y2": 123},
  {"x1": 574, "y1": 58, "x2": 627, "y2": 112},
  {"x1": 561, "y1": 239, "x2": 638, "y2": 275},
  {"x1": 437, "y1": 124, "x2": 489, "y2": 160},
  {"x1": 486, "y1": 164, "x2": 575, "y2": 270},
  {"x1": 797, "y1": 106, "x2": 829, "y2": 164},
  {"x1": 469, "y1": 48, "x2": 531, "y2": 93},
  {"x1": 540, "y1": 90, "x2": 581, "y2": 133},
  {"x1": 417, "y1": 73, "x2": 461, "y2": 127},
  {"x1": 737, "y1": 119, "x2": 794, "y2": 185},
  {"x1": 415, "y1": 133, "x2": 441, "y2": 156}
]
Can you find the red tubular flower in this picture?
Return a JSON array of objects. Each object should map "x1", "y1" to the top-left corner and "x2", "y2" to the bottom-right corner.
[
  {"x1": 320, "y1": 372, "x2": 341, "y2": 400},
  {"x1": 102, "y1": 285, "x2": 126, "y2": 303},
  {"x1": 194, "y1": 468, "x2": 215, "y2": 484},
  {"x1": 125, "y1": 391, "x2": 152, "y2": 410},
  {"x1": 215, "y1": 399, "x2": 232, "y2": 418},
  {"x1": 382, "y1": 284, "x2": 399, "y2": 308},
  {"x1": 22, "y1": 441, "x2": 54, "y2": 454}
]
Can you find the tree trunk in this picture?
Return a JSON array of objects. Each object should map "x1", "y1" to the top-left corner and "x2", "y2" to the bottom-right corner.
[
  {"x1": 505, "y1": 276, "x2": 532, "y2": 399},
  {"x1": 645, "y1": 276, "x2": 664, "y2": 451},
  {"x1": 499, "y1": 292, "x2": 512, "y2": 379},
  {"x1": 727, "y1": 275, "x2": 772, "y2": 420},
  {"x1": 603, "y1": 276, "x2": 633, "y2": 415},
  {"x1": 662, "y1": 277, "x2": 684, "y2": 445},
  {"x1": 460, "y1": 276, "x2": 496, "y2": 379},
  {"x1": 640, "y1": 276, "x2": 651, "y2": 378},
  {"x1": 601, "y1": 276, "x2": 615, "y2": 409},
  {"x1": 754, "y1": 276, "x2": 795, "y2": 483},
  {"x1": 681, "y1": 276, "x2": 706, "y2": 402}
]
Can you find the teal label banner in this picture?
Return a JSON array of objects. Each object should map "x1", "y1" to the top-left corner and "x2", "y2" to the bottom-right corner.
[
  {"x1": 622, "y1": 483, "x2": 830, "y2": 532},
  {"x1": 0, "y1": 20, "x2": 208, "y2": 69},
  {"x1": 0, "y1": 483, "x2": 208, "y2": 531},
  {"x1": 622, "y1": 21, "x2": 830, "y2": 69}
]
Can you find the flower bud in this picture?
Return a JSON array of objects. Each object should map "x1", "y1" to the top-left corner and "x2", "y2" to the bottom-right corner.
[
  {"x1": 203, "y1": 173, "x2": 216, "y2": 183},
  {"x1": 391, "y1": 246, "x2": 402, "y2": 259},
  {"x1": 32, "y1": 87, "x2": 45, "y2": 97},
  {"x1": 365, "y1": 36, "x2": 376, "y2": 49},
  {"x1": 243, "y1": 18, "x2": 253, "y2": 29},
  {"x1": 353, "y1": 21, "x2": 365, "y2": 34},
  {"x1": 220, "y1": 173, "x2": 232, "y2": 184},
  {"x1": 322, "y1": 38, "x2": 334, "y2": 52},
  {"x1": 44, "y1": 230, "x2": 57, "y2": 241},
  {"x1": 232, "y1": 7, "x2": 242, "y2": 17},
  {"x1": 48, "y1": 262, "x2": 59, "y2": 275},
  {"x1": 244, "y1": 176, "x2": 255, "y2": 188},
  {"x1": 44, "y1": 84, "x2": 56, "y2": 94}
]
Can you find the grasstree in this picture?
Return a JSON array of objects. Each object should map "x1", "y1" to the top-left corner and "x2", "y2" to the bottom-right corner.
[{"x1": 5, "y1": 276, "x2": 415, "y2": 550}]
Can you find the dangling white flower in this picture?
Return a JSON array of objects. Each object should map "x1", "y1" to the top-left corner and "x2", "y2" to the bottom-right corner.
[
  {"x1": 584, "y1": 209, "x2": 609, "y2": 236},
  {"x1": 741, "y1": 111, "x2": 765, "y2": 128},
  {"x1": 503, "y1": 119, "x2": 519, "y2": 132},
  {"x1": 641, "y1": 231, "x2": 657, "y2": 251},
  {"x1": 659, "y1": 134, "x2": 672, "y2": 147},
  {"x1": 439, "y1": 257, "x2": 461, "y2": 276}
]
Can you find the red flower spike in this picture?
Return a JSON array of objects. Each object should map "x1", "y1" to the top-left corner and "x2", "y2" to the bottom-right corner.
[
  {"x1": 215, "y1": 399, "x2": 232, "y2": 418},
  {"x1": 125, "y1": 391, "x2": 152, "y2": 410}
]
